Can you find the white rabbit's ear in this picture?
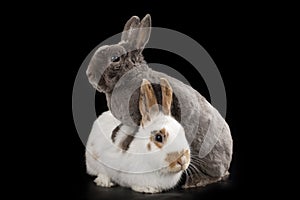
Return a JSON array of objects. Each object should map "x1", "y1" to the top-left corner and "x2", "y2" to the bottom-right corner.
[
  {"x1": 160, "y1": 78, "x2": 173, "y2": 115},
  {"x1": 135, "y1": 14, "x2": 151, "y2": 51},
  {"x1": 139, "y1": 79, "x2": 159, "y2": 126},
  {"x1": 121, "y1": 16, "x2": 140, "y2": 42}
]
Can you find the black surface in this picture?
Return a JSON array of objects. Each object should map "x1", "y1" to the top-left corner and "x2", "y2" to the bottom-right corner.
[{"x1": 5, "y1": 1, "x2": 279, "y2": 199}]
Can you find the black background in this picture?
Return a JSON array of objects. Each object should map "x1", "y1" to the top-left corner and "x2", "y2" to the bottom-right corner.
[{"x1": 5, "y1": 1, "x2": 288, "y2": 199}]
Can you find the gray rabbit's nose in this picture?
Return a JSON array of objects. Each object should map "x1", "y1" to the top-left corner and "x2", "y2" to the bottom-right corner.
[
  {"x1": 87, "y1": 72, "x2": 94, "y2": 80},
  {"x1": 87, "y1": 72, "x2": 97, "y2": 86}
]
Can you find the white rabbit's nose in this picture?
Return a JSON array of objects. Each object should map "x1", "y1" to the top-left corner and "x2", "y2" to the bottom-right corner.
[
  {"x1": 176, "y1": 156, "x2": 185, "y2": 166},
  {"x1": 176, "y1": 152, "x2": 189, "y2": 169},
  {"x1": 166, "y1": 149, "x2": 190, "y2": 173}
]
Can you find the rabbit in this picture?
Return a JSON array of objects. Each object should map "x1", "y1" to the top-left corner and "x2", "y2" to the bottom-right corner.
[
  {"x1": 86, "y1": 14, "x2": 232, "y2": 187},
  {"x1": 86, "y1": 78, "x2": 190, "y2": 193}
]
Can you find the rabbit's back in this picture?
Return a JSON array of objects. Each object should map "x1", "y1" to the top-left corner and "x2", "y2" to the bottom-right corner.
[{"x1": 110, "y1": 66, "x2": 232, "y2": 180}]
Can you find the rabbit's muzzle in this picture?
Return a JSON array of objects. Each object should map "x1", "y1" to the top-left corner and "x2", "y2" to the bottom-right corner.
[{"x1": 165, "y1": 149, "x2": 190, "y2": 173}]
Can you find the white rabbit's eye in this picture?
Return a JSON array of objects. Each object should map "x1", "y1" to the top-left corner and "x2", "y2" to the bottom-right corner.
[
  {"x1": 111, "y1": 56, "x2": 120, "y2": 62},
  {"x1": 155, "y1": 133, "x2": 163, "y2": 143}
]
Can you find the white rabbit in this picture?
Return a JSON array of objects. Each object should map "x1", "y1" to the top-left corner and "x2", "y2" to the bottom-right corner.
[{"x1": 86, "y1": 78, "x2": 190, "y2": 193}]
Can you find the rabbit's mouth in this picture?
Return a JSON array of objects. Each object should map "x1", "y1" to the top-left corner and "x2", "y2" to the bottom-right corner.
[
  {"x1": 95, "y1": 84, "x2": 104, "y2": 92},
  {"x1": 90, "y1": 82, "x2": 104, "y2": 92},
  {"x1": 165, "y1": 149, "x2": 190, "y2": 173},
  {"x1": 93, "y1": 81, "x2": 111, "y2": 93},
  {"x1": 168, "y1": 161, "x2": 190, "y2": 173}
]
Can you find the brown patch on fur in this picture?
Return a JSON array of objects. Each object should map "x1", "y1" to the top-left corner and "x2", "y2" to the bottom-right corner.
[
  {"x1": 160, "y1": 78, "x2": 173, "y2": 115},
  {"x1": 183, "y1": 149, "x2": 190, "y2": 167},
  {"x1": 139, "y1": 79, "x2": 159, "y2": 126},
  {"x1": 154, "y1": 140, "x2": 163, "y2": 149},
  {"x1": 165, "y1": 149, "x2": 190, "y2": 171},
  {"x1": 165, "y1": 150, "x2": 184, "y2": 164},
  {"x1": 119, "y1": 134, "x2": 135, "y2": 151},
  {"x1": 111, "y1": 124, "x2": 122, "y2": 143},
  {"x1": 160, "y1": 128, "x2": 169, "y2": 138},
  {"x1": 150, "y1": 128, "x2": 169, "y2": 149},
  {"x1": 147, "y1": 143, "x2": 151, "y2": 151},
  {"x1": 141, "y1": 80, "x2": 158, "y2": 109},
  {"x1": 118, "y1": 127, "x2": 138, "y2": 152},
  {"x1": 150, "y1": 136, "x2": 163, "y2": 149}
]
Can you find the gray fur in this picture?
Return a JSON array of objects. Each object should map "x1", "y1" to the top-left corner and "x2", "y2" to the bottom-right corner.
[{"x1": 86, "y1": 14, "x2": 233, "y2": 187}]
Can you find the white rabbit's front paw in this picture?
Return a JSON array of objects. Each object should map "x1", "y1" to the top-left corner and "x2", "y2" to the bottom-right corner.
[
  {"x1": 131, "y1": 185, "x2": 161, "y2": 193},
  {"x1": 94, "y1": 174, "x2": 115, "y2": 187}
]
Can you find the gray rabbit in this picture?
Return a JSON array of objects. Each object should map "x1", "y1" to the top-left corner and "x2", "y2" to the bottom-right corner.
[{"x1": 86, "y1": 14, "x2": 232, "y2": 187}]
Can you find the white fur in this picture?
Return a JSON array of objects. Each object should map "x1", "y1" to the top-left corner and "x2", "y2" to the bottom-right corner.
[
  {"x1": 94, "y1": 173, "x2": 115, "y2": 187},
  {"x1": 86, "y1": 111, "x2": 190, "y2": 193}
]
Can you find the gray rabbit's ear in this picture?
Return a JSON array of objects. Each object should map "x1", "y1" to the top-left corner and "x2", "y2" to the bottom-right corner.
[
  {"x1": 121, "y1": 16, "x2": 140, "y2": 42},
  {"x1": 135, "y1": 14, "x2": 152, "y2": 51}
]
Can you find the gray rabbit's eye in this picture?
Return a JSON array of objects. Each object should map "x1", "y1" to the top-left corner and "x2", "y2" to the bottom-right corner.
[{"x1": 111, "y1": 56, "x2": 120, "y2": 62}]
